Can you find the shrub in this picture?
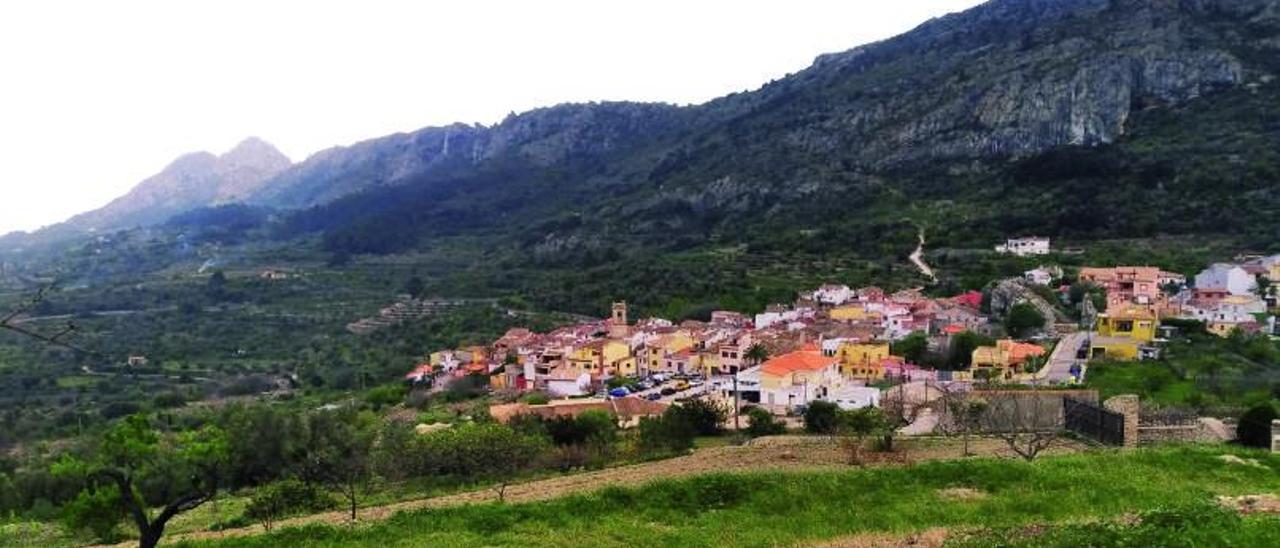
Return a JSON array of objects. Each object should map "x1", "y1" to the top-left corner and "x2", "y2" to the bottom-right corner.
[
  {"x1": 61, "y1": 485, "x2": 124, "y2": 543},
  {"x1": 1005, "y1": 302, "x2": 1046, "y2": 339},
  {"x1": 413, "y1": 423, "x2": 549, "y2": 479},
  {"x1": 151, "y1": 391, "x2": 187, "y2": 409},
  {"x1": 668, "y1": 398, "x2": 728, "y2": 436},
  {"x1": 244, "y1": 479, "x2": 339, "y2": 531},
  {"x1": 744, "y1": 407, "x2": 786, "y2": 437},
  {"x1": 363, "y1": 384, "x2": 406, "y2": 410},
  {"x1": 1236, "y1": 403, "x2": 1278, "y2": 448},
  {"x1": 637, "y1": 410, "x2": 697, "y2": 456},
  {"x1": 99, "y1": 401, "x2": 144, "y2": 420},
  {"x1": 521, "y1": 392, "x2": 551, "y2": 405},
  {"x1": 804, "y1": 401, "x2": 841, "y2": 434}
]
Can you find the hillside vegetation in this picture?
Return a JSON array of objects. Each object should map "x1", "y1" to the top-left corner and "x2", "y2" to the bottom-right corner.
[{"x1": 180, "y1": 446, "x2": 1280, "y2": 547}]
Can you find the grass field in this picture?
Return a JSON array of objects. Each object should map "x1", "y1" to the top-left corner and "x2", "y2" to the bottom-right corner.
[{"x1": 180, "y1": 445, "x2": 1280, "y2": 547}]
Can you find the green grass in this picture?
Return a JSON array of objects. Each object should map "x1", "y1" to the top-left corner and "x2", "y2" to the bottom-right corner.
[
  {"x1": 951, "y1": 500, "x2": 1280, "y2": 547},
  {"x1": 182, "y1": 445, "x2": 1280, "y2": 547},
  {"x1": 53, "y1": 375, "x2": 99, "y2": 389},
  {"x1": 0, "y1": 520, "x2": 77, "y2": 548},
  {"x1": 1086, "y1": 332, "x2": 1280, "y2": 414}
]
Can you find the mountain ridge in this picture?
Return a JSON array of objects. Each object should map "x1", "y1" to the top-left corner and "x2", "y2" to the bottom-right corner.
[
  {"x1": 62, "y1": 137, "x2": 292, "y2": 233},
  {"x1": 8, "y1": 0, "x2": 1280, "y2": 265}
]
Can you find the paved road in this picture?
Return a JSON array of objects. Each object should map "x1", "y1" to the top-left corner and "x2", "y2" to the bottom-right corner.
[{"x1": 1036, "y1": 331, "x2": 1088, "y2": 384}]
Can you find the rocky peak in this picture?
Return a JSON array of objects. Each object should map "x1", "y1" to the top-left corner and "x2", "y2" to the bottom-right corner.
[
  {"x1": 212, "y1": 137, "x2": 293, "y2": 202},
  {"x1": 66, "y1": 137, "x2": 292, "y2": 231}
]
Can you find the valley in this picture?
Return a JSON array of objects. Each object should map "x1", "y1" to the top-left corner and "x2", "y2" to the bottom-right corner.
[{"x1": 2, "y1": 0, "x2": 1280, "y2": 546}]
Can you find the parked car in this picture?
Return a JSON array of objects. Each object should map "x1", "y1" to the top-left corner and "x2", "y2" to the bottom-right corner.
[
  {"x1": 660, "y1": 387, "x2": 677, "y2": 396},
  {"x1": 646, "y1": 393, "x2": 662, "y2": 401},
  {"x1": 674, "y1": 380, "x2": 690, "y2": 391},
  {"x1": 608, "y1": 387, "x2": 631, "y2": 398}
]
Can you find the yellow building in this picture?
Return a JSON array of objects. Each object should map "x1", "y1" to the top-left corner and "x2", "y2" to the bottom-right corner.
[
  {"x1": 568, "y1": 339, "x2": 635, "y2": 376},
  {"x1": 830, "y1": 305, "x2": 874, "y2": 322},
  {"x1": 1088, "y1": 337, "x2": 1140, "y2": 361},
  {"x1": 1095, "y1": 305, "x2": 1157, "y2": 343},
  {"x1": 836, "y1": 341, "x2": 890, "y2": 379},
  {"x1": 643, "y1": 332, "x2": 695, "y2": 375},
  {"x1": 970, "y1": 339, "x2": 1047, "y2": 378}
]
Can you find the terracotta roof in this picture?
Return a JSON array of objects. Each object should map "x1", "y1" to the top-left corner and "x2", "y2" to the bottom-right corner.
[{"x1": 761, "y1": 348, "x2": 837, "y2": 376}]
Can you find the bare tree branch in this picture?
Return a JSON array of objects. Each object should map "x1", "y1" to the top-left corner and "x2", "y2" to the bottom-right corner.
[{"x1": 0, "y1": 283, "x2": 101, "y2": 357}]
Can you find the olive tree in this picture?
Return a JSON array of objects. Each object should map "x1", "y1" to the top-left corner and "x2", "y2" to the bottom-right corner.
[{"x1": 53, "y1": 415, "x2": 228, "y2": 548}]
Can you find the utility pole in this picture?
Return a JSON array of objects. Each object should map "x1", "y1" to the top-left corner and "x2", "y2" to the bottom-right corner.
[{"x1": 733, "y1": 373, "x2": 740, "y2": 431}]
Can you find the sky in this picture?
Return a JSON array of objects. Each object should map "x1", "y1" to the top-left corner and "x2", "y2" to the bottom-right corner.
[{"x1": 0, "y1": 0, "x2": 984, "y2": 235}]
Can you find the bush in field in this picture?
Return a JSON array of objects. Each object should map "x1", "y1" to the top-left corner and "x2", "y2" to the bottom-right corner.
[
  {"x1": 804, "y1": 401, "x2": 841, "y2": 434},
  {"x1": 744, "y1": 407, "x2": 786, "y2": 437},
  {"x1": 243, "y1": 479, "x2": 338, "y2": 531},
  {"x1": 414, "y1": 423, "x2": 548, "y2": 479},
  {"x1": 669, "y1": 398, "x2": 728, "y2": 436},
  {"x1": 363, "y1": 384, "x2": 406, "y2": 410},
  {"x1": 637, "y1": 409, "x2": 697, "y2": 456},
  {"x1": 61, "y1": 485, "x2": 125, "y2": 542},
  {"x1": 542, "y1": 410, "x2": 618, "y2": 448},
  {"x1": 1236, "y1": 403, "x2": 1277, "y2": 448}
]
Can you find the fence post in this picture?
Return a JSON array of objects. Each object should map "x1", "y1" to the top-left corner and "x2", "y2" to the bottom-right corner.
[
  {"x1": 1103, "y1": 395, "x2": 1139, "y2": 448},
  {"x1": 1272, "y1": 419, "x2": 1280, "y2": 453}
]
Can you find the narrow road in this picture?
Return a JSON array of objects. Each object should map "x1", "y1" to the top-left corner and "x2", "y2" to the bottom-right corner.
[
  {"x1": 1034, "y1": 331, "x2": 1088, "y2": 384},
  {"x1": 909, "y1": 227, "x2": 937, "y2": 283}
]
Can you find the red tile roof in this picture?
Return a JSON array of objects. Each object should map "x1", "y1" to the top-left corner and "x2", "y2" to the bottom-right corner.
[{"x1": 761, "y1": 348, "x2": 837, "y2": 376}]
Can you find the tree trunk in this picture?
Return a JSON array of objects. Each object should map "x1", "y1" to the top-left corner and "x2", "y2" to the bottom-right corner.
[
  {"x1": 348, "y1": 484, "x2": 357, "y2": 523},
  {"x1": 139, "y1": 527, "x2": 163, "y2": 548}
]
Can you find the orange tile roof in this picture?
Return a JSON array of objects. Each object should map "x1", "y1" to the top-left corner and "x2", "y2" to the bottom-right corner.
[{"x1": 761, "y1": 348, "x2": 837, "y2": 376}]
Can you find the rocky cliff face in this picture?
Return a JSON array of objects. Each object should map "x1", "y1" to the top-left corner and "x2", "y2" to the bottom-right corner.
[
  {"x1": 51, "y1": 0, "x2": 1280, "y2": 242},
  {"x1": 238, "y1": 0, "x2": 1279, "y2": 217},
  {"x1": 247, "y1": 102, "x2": 687, "y2": 209},
  {"x1": 67, "y1": 137, "x2": 291, "y2": 231},
  {"x1": 692, "y1": 0, "x2": 1270, "y2": 172}
]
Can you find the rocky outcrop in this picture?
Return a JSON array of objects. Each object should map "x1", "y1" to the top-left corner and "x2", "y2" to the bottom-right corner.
[
  {"x1": 67, "y1": 137, "x2": 292, "y2": 231},
  {"x1": 247, "y1": 102, "x2": 688, "y2": 209},
  {"x1": 43, "y1": 0, "x2": 1280, "y2": 245},
  {"x1": 987, "y1": 279, "x2": 1067, "y2": 334}
]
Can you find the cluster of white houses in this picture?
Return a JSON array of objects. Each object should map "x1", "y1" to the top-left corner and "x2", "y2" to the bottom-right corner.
[
  {"x1": 407, "y1": 285, "x2": 994, "y2": 411},
  {"x1": 407, "y1": 251, "x2": 1280, "y2": 415}
]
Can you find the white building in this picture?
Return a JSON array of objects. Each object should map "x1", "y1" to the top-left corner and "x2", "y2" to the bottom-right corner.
[
  {"x1": 545, "y1": 370, "x2": 592, "y2": 397},
  {"x1": 996, "y1": 237, "x2": 1051, "y2": 256},
  {"x1": 812, "y1": 284, "x2": 854, "y2": 306},
  {"x1": 756, "y1": 346, "x2": 846, "y2": 409},
  {"x1": 1185, "y1": 294, "x2": 1267, "y2": 323},
  {"x1": 827, "y1": 385, "x2": 882, "y2": 410},
  {"x1": 1195, "y1": 264, "x2": 1256, "y2": 296},
  {"x1": 1023, "y1": 266, "x2": 1058, "y2": 286}
]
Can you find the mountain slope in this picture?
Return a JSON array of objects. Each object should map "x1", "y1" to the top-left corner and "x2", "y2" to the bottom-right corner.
[
  {"x1": 66, "y1": 137, "x2": 292, "y2": 231},
  {"x1": 246, "y1": 102, "x2": 692, "y2": 209},
  {"x1": 265, "y1": 0, "x2": 1277, "y2": 246},
  {"x1": 10, "y1": 0, "x2": 1280, "y2": 315}
]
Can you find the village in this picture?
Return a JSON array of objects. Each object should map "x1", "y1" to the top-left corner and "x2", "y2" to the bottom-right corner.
[{"x1": 404, "y1": 237, "x2": 1280, "y2": 430}]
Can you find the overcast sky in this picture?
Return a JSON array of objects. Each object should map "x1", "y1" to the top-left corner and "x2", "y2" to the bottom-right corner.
[{"x1": 0, "y1": 0, "x2": 984, "y2": 235}]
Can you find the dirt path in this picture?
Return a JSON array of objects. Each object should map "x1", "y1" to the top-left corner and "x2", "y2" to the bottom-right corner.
[
  {"x1": 909, "y1": 227, "x2": 937, "y2": 283},
  {"x1": 168, "y1": 437, "x2": 1083, "y2": 545}
]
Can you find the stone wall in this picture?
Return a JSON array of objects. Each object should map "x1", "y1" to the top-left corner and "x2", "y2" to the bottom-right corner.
[
  {"x1": 1103, "y1": 395, "x2": 1140, "y2": 448},
  {"x1": 1272, "y1": 419, "x2": 1280, "y2": 453}
]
